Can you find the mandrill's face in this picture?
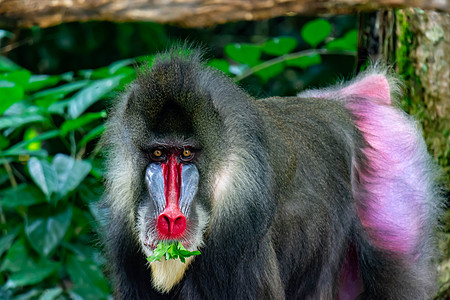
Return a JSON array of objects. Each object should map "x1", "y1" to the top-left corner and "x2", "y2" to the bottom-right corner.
[{"x1": 136, "y1": 145, "x2": 205, "y2": 254}]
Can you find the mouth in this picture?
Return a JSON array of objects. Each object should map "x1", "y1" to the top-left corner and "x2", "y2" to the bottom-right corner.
[
  {"x1": 143, "y1": 241, "x2": 158, "y2": 251},
  {"x1": 143, "y1": 239, "x2": 192, "y2": 252}
]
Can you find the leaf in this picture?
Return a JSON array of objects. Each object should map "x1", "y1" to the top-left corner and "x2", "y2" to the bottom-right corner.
[
  {"x1": 68, "y1": 75, "x2": 126, "y2": 119},
  {"x1": 0, "y1": 80, "x2": 24, "y2": 115},
  {"x1": 286, "y1": 53, "x2": 322, "y2": 69},
  {"x1": 254, "y1": 63, "x2": 284, "y2": 82},
  {"x1": 61, "y1": 111, "x2": 106, "y2": 136},
  {"x1": 0, "y1": 69, "x2": 31, "y2": 89},
  {"x1": 47, "y1": 99, "x2": 72, "y2": 115},
  {"x1": 146, "y1": 241, "x2": 201, "y2": 263},
  {"x1": 3, "y1": 130, "x2": 60, "y2": 156},
  {"x1": 27, "y1": 157, "x2": 57, "y2": 200},
  {"x1": 147, "y1": 242, "x2": 172, "y2": 263},
  {"x1": 0, "y1": 166, "x2": 9, "y2": 185},
  {"x1": 10, "y1": 289, "x2": 41, "y2": 300},
  {"x1": 78, "y1": 178, "x2": 104, "y2": 205},
  {"x1": 69, "y1": 206, "x2": 91, "y2": 237},
  {"x1": 27, "y1": 74, "x2": 61, "y2": 92},
  {"x1": 89, "y1": 58, "x2": 136, "y2": 79},
  {"x1": 108, "y1": 58, "x2": 136, "y2": 74},
  {"x1": 301, "y1": 19, "x2": 332, "y2": 48},
  {"x1": 178, "y1": 249, "x2": 201, "y2": 256},
  {"x1": 263, "y1": 37, "x2": 298, "y2": 56},
  {"x1": 33, "y1": 80, "x2": 90, "y2": 100},
  {"x1": 225, "y1": 43, "x2": 262, "y2": 67},
  {"x1": 0, "y1": 184, "x2": 46, "y2": 208},
  {"x1": 24, "y1": 127, "x2": 41, "y2": 151},
  {"x1": 69, "y1": 287, "x2": 109, "y2": 300},
  {"x1": 0, "y1": 114, "x2": 46, "y2": 130},
  {"x1": 344, "y1": 29, "x2": 358, "y2": 46},
  {"x1": 61, "y1": 71, "x2": 75, "y2": 81},
  {"x1": 177, "y1": 242, "x2": 201, "y2": 257},
  {"x1": 167, "y1": 244, "x2": 177, "y2": 258},
  {"x1": 2, "y1": 100, "x2": 40, "y2": 116},
  {"x1": 325, "y1": 39, "x2": 351, "y2": 51},
  {"x1": 207, "y1": 59, "x2": 231, "y2": 75},
  {"x1": 0, "y1": 227, "x2": 20, "y2": 257},
  {"x1": 52, "y1": 154, "x2": 92, "y2": 198},
  {"x1": 0, "y1": 56, "x2": 21, "y2": 72},
  {"x1": 78, "y1": 124, "x2": 105, "y2": 147},
  {"x1": 35, "y1": 93, "x2": 66, "y2": 108},
  {"x1": 4, "y1": 259, "x2": 60, "y2": 288},
  {"x1": 325, "y1": 29, "x2": 358, "y2": 51},
  {"x1": 1, "y1": 149, "x2": 48, "y2": 159},
  {"x1": 38, "y1": 287, "x2": 63, "y2": 300},
  {"x1": 0, "y1": 239, "x2": 31, "y2": 273},
  {"x1": 0, "y1": 134, "x2": 9, "y2": 150},
  {"x1": 66, "y1": 255, "x2": 110, "y2": 298},
  {"x1": 62, "y1": 241, "x2": 105, "y2": 264},
  {"x1": 25, "y1": 205, "x2": 72, "y2": 256},
  {"x1": 35, "y1": 81, "x2": 89, "y2": 112},
  {"x1": 177, "y1": 242, "x2": 187, "y2": 250}
]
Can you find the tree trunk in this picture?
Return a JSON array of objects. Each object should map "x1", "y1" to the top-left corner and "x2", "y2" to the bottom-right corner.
[
  {"x1": 393, "y1": 9, "x2": 449, "y2": 180},
  {"x1": 0, "y1": 0, "x2": 449, "y2": 28},
  {"x1": 358, "y1": 8, "x2": 450, "y2": 299},
  {"x1": 359, "y1": 9, "x2": 449, "y2": 188}
]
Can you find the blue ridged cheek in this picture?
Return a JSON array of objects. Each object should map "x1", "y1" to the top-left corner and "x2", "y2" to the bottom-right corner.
[
  {"x1": 145, "y1": 163, "x2": 166, "y2": 213},
  {"x1": 179, "y1": 164, "x2": 199, "y2": 216}
]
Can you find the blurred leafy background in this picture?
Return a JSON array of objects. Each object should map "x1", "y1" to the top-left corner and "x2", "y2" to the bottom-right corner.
[{"x1": 0, "y1": 15, "x2": 448, "y2": 299}]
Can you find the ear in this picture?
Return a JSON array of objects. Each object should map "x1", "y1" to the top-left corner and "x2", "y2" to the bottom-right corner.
[{"x1": 340, "y1": 74, "x2": 391, "y2": 105}]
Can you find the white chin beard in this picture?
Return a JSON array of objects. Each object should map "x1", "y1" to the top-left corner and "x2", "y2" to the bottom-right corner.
[{"x1": 136, "y1": 205, "x2": 210, "y2": 293}]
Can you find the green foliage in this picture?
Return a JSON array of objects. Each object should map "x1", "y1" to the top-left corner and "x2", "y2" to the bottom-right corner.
[
  {"x1": 285, "y1": 53, "x2": 322, "y2": 69},
  {"x1": 325, "y1": 29, "x2": 358, "y2": 51},
  {"x1": 301, "y1": 19, "x2": 332, "y2": 48},
  {"x1": 225, "y1": 43, "x2": 262, "y2": 67},
  {"x1": 220, "y1": 19, "x2": 356, "y2": 83},
  {"x1": 147, "y1": 242, "x2": 201, "y2": 264},
  {"x1": 263, "y1": 37, "x2": 298, "y2": 56},
  {"x1": 0, "y1": 53, "x2": 137, "y2": 299}
]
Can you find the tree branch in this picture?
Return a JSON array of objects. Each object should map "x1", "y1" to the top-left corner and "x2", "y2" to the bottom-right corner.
[{"x1": 0, "y1": 0, "x2": 448, "y2": 28}]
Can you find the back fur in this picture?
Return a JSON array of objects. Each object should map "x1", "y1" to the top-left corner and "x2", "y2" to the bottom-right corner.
[{"x1": 300, "y1": 66, "x2": 442, "y2": 298}]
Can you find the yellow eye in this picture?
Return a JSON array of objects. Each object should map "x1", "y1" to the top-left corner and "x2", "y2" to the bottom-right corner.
[
  {"x1": 153, "y1": 149, "x2": 162, "y2": 157},
  {"x1": 180, "y1": 149, "x2": 195, "y2": 162},
  {"x1": 182, "y1": 149, "x2": 191, "y2": 157}
]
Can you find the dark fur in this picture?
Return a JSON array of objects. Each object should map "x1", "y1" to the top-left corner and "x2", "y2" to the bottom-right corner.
[{"x1": 100, "y1": 49, "x2": 441, "y2": 299}]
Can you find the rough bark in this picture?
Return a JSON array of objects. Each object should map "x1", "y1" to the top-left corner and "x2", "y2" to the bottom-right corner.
[
  {"x1": 394, "y1": 9, "x2": 449, "y2": 186},
  {"x1": 394, "y1": 11, "x2": 450, "y2": 298},
  {"x1": 359, "y1": 9, "x2": 449, "y2": 187},
  {"x1": 0, "y1": 0, "x2": 449, "y2": 28}
]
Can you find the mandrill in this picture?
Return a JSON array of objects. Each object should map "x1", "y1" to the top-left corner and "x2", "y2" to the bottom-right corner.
[{"x1": 100, "y1": 48, "x2": 442, "y2": 300}]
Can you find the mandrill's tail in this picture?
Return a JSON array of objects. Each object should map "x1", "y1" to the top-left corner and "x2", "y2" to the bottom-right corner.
[{"x1": 300, "y1": 68, "x2": 443, "y2": 299}]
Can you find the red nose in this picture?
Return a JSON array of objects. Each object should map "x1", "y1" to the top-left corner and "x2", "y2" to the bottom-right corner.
[
  {"x1": 157, "y1": 209, "x2": 186, "y2": 238},
  {"x1": 157, "y1": 154, "x2": 186, "y2": 239}
]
